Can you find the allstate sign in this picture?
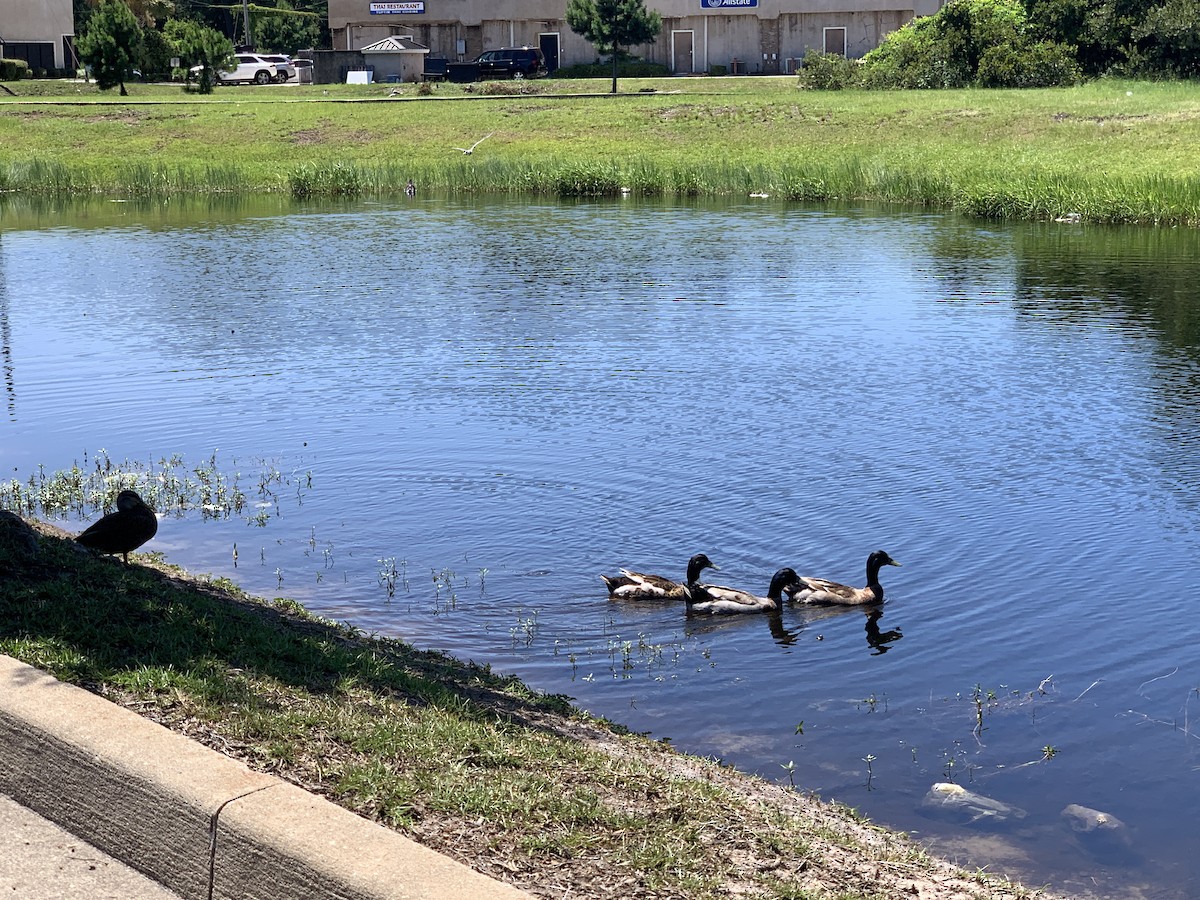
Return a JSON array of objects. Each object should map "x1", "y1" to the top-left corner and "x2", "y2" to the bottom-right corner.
[{"x1": 701, "y1": 0, "x2": 759, "y2": 6}]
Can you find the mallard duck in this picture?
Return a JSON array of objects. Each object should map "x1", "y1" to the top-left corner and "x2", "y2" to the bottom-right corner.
[
  {"x1": 788, "y1": 550, "x2": 901, "y2": 606},
  {"x1": 76, "y1": 489, "x2": 158, "y2": 564},
  {"x1": 602, "y1": 553, "x2": 718, "y2": 601},
  {"x1": 685, "y1": 567, "x2": 802, "y2": 615}
]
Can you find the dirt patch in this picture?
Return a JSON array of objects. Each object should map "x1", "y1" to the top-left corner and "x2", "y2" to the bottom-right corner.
[
  {"x1": 82, "y1": 111, "x2": 147, "y2": 126},
  {"x1": 288, "y1": 128, "x2": 327, "y2": 145},
  {"x1": 1052, "y1": 112, "x2": 1150, "y2": 124}
]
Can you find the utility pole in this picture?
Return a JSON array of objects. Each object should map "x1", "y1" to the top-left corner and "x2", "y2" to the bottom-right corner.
[{"x1": 241, "y1": 0, "x2": 253, "y2": 49}]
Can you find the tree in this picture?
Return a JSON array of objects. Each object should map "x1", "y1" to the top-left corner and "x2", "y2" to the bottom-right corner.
[
  {"x1": 253, "y1": 0, "x2": 321, "y2": 54},
  {"x1": 164, "y1": 17, "x2": 234, "y2": 93},
  {"x1": 77, "y1": 0, "x2": 142, "y2": 96},
  {"x1": 566, "y1": 0, "x2": 662, "y2": 94}
]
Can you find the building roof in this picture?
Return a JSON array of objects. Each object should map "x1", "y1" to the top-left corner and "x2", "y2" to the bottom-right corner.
[{"x1": 360, "y1": 35, "x2": 429, "y2": 53}]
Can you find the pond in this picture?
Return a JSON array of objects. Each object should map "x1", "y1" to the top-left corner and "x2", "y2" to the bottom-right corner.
[{"x1": 3, "y1": 196, "x2": 1199, "y2": 899}]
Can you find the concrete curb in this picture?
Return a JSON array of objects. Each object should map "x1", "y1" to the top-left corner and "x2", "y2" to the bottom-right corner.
[{"x1": 0, "y1": 655, "x2": 534, "y2": 900}]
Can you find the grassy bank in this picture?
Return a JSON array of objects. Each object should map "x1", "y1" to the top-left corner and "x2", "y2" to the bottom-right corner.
[
  {"x1": 0, "y1": 514, "x2": 1060, "y2": 900},
  {"x1": 1, "y1": 76, "x2": 1199, "y2": 223}
]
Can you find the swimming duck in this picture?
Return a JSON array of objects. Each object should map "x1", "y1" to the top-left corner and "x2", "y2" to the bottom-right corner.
[
  {"x1": 76, "y1": 489, "x2": 158, "y2": 564},
  {"x1": 788, "y1": 550, "x2": 901, "y2": 606},
  {"x1": 602, "y1": 553, "x2": 718, "y2": 601},
  {"x1": 685, "y1": 567, "x2": 802, "y2": 615}
]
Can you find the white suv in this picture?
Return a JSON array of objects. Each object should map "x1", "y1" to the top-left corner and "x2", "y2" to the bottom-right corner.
[
  {"x1": 191, "y1": 53, "x2": 278, "y2": 85},
  {"x1": 260, "y1": 54, "x2": 296, "y2": 83}
]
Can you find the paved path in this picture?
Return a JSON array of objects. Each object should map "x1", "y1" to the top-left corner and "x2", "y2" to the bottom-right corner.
[{"x1": 0, "y1": 793, "x2": 183, "y2": 899}]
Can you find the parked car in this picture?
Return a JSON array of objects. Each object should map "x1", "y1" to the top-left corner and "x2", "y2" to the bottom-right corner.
[
  {"x1": 474, "y1": 47, "x2": 547, "y2": 79},
  {"x1": 189, "y1": 53, "x2": 278, "y2": 85},
  {"x1": 260, "y1": 54, "x2": 296, "y2": 83}
]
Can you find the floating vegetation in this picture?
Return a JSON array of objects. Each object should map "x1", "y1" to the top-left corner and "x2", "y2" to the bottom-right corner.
[{"x1": 0, "y1": 449, "x2": 310, "y2": 527}]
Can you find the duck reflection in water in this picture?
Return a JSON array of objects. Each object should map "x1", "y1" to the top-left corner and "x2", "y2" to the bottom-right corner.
[
  {"x1": 767, "y1": 612, "x2": 802, "y2": 647},
  {"x1": 865, "y1": 609, "x2": 903, "y2": 655}
]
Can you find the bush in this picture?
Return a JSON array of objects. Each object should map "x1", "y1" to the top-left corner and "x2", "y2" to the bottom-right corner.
[
  {"x1": 0, "y1": 59, "x2": 31, "y2": 81},
  {"x1": 977, "y1": 40, "x2": 1083, "y2": 87},
  {"x1": 859, "y1": 17, "x2": 970, "y2": 88},
  {"x1": 859, "y1": 0, "x2": 1079, "y2": 88},
  {"x1": 796, "y1": 51, "x2": 859, "y2": 90}
]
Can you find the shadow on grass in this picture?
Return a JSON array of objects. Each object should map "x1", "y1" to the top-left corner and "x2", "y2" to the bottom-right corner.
[{"x1": 0, "y1": 519, "x2": 573, "y2": 728}]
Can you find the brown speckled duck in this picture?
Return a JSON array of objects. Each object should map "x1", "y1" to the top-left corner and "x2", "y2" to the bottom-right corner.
[
  {"x1": 684, "y1": 567, "x2": 802, "y2": 615},
  {"x1": 76, "y1": 489, "x2": 158, "y2": 564},
  {"x1": 788, "y1": 550, "x2": 901, "y2": 606},
  {"x1": 602, "y1": 553, "x2": 718, "y2": 601}
]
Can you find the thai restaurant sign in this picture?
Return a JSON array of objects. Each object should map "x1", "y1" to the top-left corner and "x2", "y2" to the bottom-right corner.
[{"x1": 369, "y1": 1, "x2": 425, "y2": 13}]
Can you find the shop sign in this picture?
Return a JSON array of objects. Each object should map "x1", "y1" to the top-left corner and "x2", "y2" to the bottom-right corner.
[{"x1": 369, "y1": 1, "x2": 424, "y2": 13}]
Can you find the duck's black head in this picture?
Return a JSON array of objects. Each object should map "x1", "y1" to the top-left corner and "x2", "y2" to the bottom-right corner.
[
  {"x1": 769, "y1": 567, "x2": 802, "y2": 598},
  {"x1": 687, "y1": 553, "x2": 718, "y2": 582},
  {"x1": 866, "y1": 550, "x2": 900, "y2": 580},
  {"x1": 115, "y1": 489, "x2": 146, "y2": 512}
]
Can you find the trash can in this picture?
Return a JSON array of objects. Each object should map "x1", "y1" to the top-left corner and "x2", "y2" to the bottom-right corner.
[{"x1": 295, "y1": 59, "x2": 313, "y2": 83}]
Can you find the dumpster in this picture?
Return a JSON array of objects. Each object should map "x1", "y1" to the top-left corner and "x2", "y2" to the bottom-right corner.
[{"x1": 446, "y1": 62, "x2": 479, "y2": 83}]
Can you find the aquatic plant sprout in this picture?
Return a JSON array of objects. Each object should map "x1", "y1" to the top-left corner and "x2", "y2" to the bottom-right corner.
[{"x1": 0, "y1": 449, "x2": 310, "y2": 526}]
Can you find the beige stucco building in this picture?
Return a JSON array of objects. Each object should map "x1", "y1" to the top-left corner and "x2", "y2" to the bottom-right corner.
[
  {"x1": 1, "y1": 0, "x2": 75, "y2": 71},
  {"x1": 328, "y1": 0, "x2": 940, "y2": 75}
]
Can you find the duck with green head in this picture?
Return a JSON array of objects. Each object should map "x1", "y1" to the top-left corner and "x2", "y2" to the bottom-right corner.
[
  {"x1": 602, "y1": 553, "x2": 718, "y2": 601},
  {"x1": 788, "y1": 550, "x2": 901, "y2": 606},
  {"x1": 685, "y1": 567, "x2": 802, "y2": 615}
]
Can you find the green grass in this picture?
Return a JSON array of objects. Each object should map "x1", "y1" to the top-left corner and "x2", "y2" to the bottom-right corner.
[
  {"x1": 2, "y1": 76, "x2": 1199, "y2": 223},
  {"x1": 0, "y1": 517, "x2": 1053, "y2": 900}
]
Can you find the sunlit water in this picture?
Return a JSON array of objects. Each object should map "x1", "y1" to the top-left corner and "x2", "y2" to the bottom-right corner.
[{"x1": 4, "y1": 197, "x2": 1200, "y2": 899}]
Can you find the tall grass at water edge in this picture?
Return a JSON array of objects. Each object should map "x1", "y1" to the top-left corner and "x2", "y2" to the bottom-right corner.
[
  {"x1": 0, "y1": 158, "x2": 266, "y2": 198},
  {"x1": 5, "y1": 153, "x2": 1198, "y2": 225},
  {"x1": 288, "y1": 156, "x2": 1200, "y2": 225}
]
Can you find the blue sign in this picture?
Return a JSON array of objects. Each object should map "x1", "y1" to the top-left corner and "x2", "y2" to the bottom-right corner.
[{"x1": 701, "y1": 0, "x2": 758, "y2": 7}]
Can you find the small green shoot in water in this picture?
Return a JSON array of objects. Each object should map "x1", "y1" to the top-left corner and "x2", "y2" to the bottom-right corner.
[{"x1": 863, "y1": 754, "x2": 877, "y2": 790}]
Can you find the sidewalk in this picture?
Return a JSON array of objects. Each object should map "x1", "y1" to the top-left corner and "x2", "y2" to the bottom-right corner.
[
  {"x1": 0, "y1": 793, "x2": 184, "y2": 899},
  {"x1": 0, "y1": 654, "x2": 534, "y2": 900}
]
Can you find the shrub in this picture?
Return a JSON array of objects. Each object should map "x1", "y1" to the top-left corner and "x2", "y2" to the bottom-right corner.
[
  {"x1": 977, "y1": 40, "x2": 1083, "y2": 87},
  {"x1": 860, "y1": 0, "x2": 1078, "y2": 88},
  {"x1": 0, "y1": 59, "x2": 31, "y2": 81},
  {"x1": 796, "y1": 51, "x2": 859, "y2": 90},
  {"x1": 709, "y1": 64, "x2": 728, "y2": 76},
  {"x1": 859, "y1": 16, "x2": 968, "y2": 88}
]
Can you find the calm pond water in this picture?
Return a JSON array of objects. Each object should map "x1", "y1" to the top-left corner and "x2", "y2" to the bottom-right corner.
[{"x1": 3, "y1": 196, "x2": 1200, "y2": 899}]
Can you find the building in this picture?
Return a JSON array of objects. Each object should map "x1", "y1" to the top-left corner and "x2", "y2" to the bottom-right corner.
[
  {"x1": 1, "y1": 0, "x2": 76, "y2": 72},
  {"x1": 326, "y1": 0, "x2": 941, "y2": 76}
]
